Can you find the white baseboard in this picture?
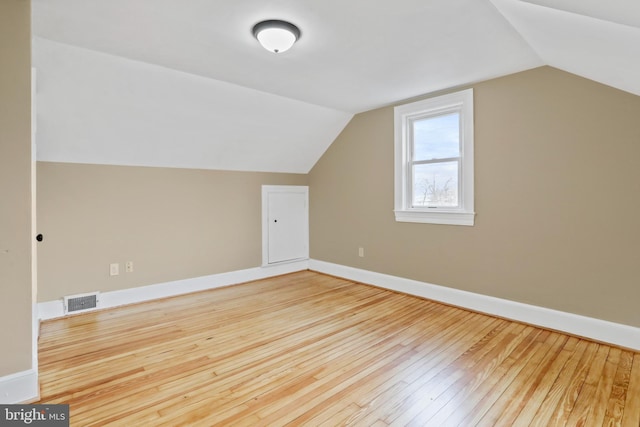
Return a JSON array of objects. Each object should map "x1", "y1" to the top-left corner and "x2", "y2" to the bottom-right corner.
[
  {"x1": 39, "y1": 260, "x2": 309, "y2": 321},
  {"x1": 0, "y1": 369, "x2": 39, "y2": 404},
  {"x1": 37, "y1": 258, "x2": 639, "y2": 350},
  {"x1": 309, "y1": 259, "x2": 640, "y2": 351}
]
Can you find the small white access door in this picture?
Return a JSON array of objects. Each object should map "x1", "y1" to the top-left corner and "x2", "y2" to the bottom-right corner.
[{"x1": 262, "y1": 185, "x2": 309, "y2": 265}]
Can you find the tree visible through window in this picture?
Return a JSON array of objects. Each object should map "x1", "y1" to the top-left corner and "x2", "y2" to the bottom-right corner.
[{"x1": 411, "y1": 112, "x2": 460, "y2": 208}]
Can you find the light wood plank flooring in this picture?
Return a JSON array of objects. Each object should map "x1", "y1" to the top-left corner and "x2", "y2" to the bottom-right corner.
[{"x1": 37, "y1": 271, "x2": 640, "y2": 426}]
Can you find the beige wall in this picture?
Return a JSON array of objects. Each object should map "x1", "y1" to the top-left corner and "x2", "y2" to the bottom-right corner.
[
  {"x1": 37, "y1": 162, "x2": 307, "y2": 301},
  {"x1": 0, "y1": 0, "x2": 33, "y2": 376},
  {"x1": 36, "y1": 66, "x2": 640, "y2": 329},
  {"x1": 309, "y1": 66, "x2": 640, "y2": 328}
]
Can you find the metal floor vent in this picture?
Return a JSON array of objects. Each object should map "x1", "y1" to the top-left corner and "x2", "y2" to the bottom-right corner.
[{"x1": 64, "y1": 292, "x2": 100, "y2": 314}]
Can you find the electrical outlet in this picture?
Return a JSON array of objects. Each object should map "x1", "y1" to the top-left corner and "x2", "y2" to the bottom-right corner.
[
  {"x1": 110, "y1": 263, "x2": 119, "y2": 276},
  {"x1": 125, "y1": 261, "x2": 134, "y2": 273},
  {"x1": 358, "y1": 247, "x2": 364, "y2": 257}
]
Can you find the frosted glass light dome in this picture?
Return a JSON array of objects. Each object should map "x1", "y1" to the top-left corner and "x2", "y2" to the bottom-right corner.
[{"x1": 253, "y1": 20, "x2": 300, "y2": 54}]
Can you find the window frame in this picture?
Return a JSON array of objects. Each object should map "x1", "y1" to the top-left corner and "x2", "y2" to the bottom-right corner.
[{"x1": 394, "y1": 88, "x2": 475, "y2": 226}]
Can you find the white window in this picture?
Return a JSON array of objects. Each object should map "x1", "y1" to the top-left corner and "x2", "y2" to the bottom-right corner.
[{"x1": 394, "y1": 88, "x2": 475, "y2": 226}]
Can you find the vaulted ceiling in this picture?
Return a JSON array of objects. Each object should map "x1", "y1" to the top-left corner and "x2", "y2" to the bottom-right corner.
[{"x1": 31, "y1": 0, "x2": 640, "y2": 173}]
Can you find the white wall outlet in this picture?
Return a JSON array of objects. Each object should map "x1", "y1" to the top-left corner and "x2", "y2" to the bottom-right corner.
[
  {"x1": 125, "y1": 261, "x2": 133, "y2": 273},
  {"x1": 110, "y1": 263, "x2": 119, "y2": 276},
  {"x1": 358, "y1": 247, "x2": 364, "y2": 257}
]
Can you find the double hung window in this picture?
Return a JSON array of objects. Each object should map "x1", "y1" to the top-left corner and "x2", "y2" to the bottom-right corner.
[{"x1": 394, "y1": 89, "x2": 475, "y2": 225}]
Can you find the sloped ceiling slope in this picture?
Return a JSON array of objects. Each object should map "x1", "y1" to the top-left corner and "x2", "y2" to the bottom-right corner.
[
  {"x1": 32, "y1": 0, "x2": 639, "y2": 173},
  {"x1": 33, "y1": 38, "x2": 351, "y2": 173},
  {"x1": 490, "y1": 0, "x2": 640, "y2": 97}
]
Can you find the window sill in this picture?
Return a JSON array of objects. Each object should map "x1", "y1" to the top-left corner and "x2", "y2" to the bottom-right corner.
[{"x1": 394, "y1": 209, "x2": 475, "y2": 226}]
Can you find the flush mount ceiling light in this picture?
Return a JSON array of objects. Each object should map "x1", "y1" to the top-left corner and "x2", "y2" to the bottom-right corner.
[{"x1": 252, "y1": 20, "x2": 300, "y2": 54}]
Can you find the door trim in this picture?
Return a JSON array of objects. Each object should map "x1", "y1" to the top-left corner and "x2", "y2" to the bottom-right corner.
[{"x1": 262, "y1": 185, "x2": 309, "y2": 267}]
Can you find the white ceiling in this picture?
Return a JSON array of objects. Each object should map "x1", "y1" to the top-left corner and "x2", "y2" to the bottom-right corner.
[
  {"x1": 491, "y1": 0, "x2": 640, "y2": 97},
  {"x1": 31, "y1": 0, "x2": 640, "y2": 173},
  {"x1": 34, "y1": 38, "x2": 352, "y2": 173}
]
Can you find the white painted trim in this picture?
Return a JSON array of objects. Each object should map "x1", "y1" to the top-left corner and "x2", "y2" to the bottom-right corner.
[
  {"x1": 32, "y1": 303, "x2": 39, "y2": 373},
  {"x1": 309, "y1": 259, "x2": 640, "y2": 351},
  {"x1": 394, "y1": 209, "x2": 475, "y2": 226},
  {"x1": 394, "y1": 89, "x2": 475, "y2": 226},
  {"x1": 38, "y1": 260, "x2": 309, "y2": 321},
  {"x1": 31, "y1": 67, "x2": 40, "y2": 385},
  {"x1": 261, "y1": 185, "x2": 309, "y2": 266},
  {"x1": 38, "y1": 299, "x2": 64, "y2": 321},
  {"x1": 0, "y1": 369, "x2": 39, "y2": 404}
]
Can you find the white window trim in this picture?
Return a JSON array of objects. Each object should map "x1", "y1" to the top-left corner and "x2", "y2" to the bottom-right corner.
[{"x1": 394, "y1": 88, "x2": 475, "y2": 226}]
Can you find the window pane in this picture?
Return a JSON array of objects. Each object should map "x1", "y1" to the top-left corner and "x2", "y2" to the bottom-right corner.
[
  {"x1": 413, "y1": 113, "x2": 460, "y2": 161},
  {"x1": 412, "y1": 161, "x2": 459, "y2": 207}
]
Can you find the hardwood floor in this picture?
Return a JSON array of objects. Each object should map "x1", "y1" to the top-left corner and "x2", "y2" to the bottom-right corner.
[{"x1": 37, "y1": 271, "x2": 640, "y2": 426}]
